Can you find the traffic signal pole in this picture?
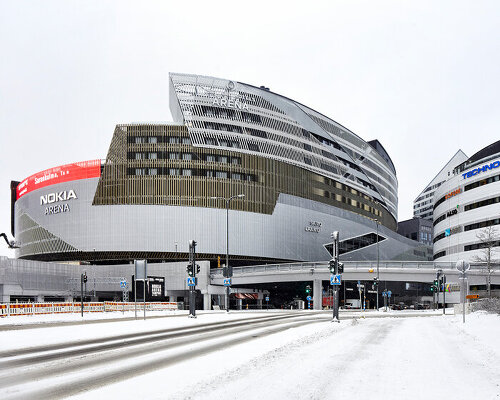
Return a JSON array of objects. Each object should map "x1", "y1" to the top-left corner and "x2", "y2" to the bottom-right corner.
[
  {"x1": 188, "y1": 240, "x2": 197, "y2": 318},
  {"x1": 331, "y1": 231, "x2": 340, "y2": 322}
]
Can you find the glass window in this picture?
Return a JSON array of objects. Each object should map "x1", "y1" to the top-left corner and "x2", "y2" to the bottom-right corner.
[
  {"x1": 169, "y1": 168, "x2": 179, "y2": 176},
  {"x1": 168, "y1": 137, "x2": 180, "y2": 144},
  {"x1": 182, "y1": 169, "x2": 192, "y2": 176},
  {"x1": 182, "y1": 153, "x2": 192, "y2": 160},
  {"x1": 206, "y1": 155, "x2": 216, "y2": 162},
  {"x1": 216, "y1": 171, "x2": 227, "y2": 179},
  {"x1": 148, "y1": 137, "x2": 157, "y2": 144},
  {"x1": 148, "y1": 168, "x2": 157, "y2": 176},
  {"x1": 231, "y1": 173, "x2": 241, "y2": 180},
  {"x1": 148, "y1": 153, "x2": 157, "y2": 160},
  {"x1": 219, "y1": 156, "x2": 228, "y2": 163},
  {"x1": 169, "y1": 153, "x2": 179, "y2": 160},
  {"x1": 182, "y1": 137, "x2": 191, "y2": 145}
]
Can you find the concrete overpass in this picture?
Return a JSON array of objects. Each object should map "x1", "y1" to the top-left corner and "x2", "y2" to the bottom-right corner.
[{"x1": 210, "y1": 260, "x2": 500, "y2": 310}]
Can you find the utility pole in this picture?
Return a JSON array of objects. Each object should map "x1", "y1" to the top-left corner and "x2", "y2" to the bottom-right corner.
[
  {"x1": 210, "y1": 194, "x2": 244, "y2": 312},
  {"x1": 375, "y1": 219, "x2": 380, "y2": 311}
]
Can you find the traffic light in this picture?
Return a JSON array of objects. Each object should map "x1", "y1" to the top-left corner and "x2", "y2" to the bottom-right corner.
[
  {"x1": 187, "y1": 263, "x2": 194, "y2": 277},
  {"x1": 337, "y1": 262, "x2": 344, "y2": 274},
  {"x1": 373, "y1": 277, "x2": 378, "y2": 287},
  {"x1": 83, "y1": 274, "x2": 87, "y2": 283},
  {"x1": 305, "y1": 285, "x2": 311, "y2": 294},
  {"x1": 196, "y1": 264, "x2": 200, "y2": 274},
  {"x1": 430, "y1": 285, "x2": 435, "y2": 292},
  {"x1": 329, "y1": 259, "x2": 335, "y2": 274}
]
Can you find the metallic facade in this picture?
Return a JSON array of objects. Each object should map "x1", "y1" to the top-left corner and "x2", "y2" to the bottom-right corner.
[{"x1": 12, "y1": 73, "x2": 429, "y2": 264}]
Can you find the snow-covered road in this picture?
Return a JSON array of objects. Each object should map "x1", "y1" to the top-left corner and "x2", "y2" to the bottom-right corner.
[{"x1": 1, "y1": 311, "x2": 499, "y2": 400}]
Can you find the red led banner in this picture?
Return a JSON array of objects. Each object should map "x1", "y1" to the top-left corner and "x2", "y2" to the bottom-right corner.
[{"x1": 17, "y1": 160, "x2": 101, "y2": 200}]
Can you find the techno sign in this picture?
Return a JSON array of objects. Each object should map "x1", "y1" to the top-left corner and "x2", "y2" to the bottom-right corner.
[
  {"x1": 17, "y1": 160, "x2": 101, "y2": 200},
  {"x1": 462, "y1": 160, "x2": 500, "y2": 179}
]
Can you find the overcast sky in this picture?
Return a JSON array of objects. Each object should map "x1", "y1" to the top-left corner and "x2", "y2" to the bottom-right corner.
[{"x1": 1, "y1": 1, "x2": 499, "y2": 258}]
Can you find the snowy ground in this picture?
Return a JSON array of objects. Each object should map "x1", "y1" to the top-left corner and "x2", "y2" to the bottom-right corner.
[{"x1": 1, "y1": 310, "x2": 499, "y2": 400}]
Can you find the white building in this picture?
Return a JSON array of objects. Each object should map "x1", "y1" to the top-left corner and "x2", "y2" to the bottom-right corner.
[
  {"x1": 413, "y1": 150, "x2": 468, "y2": 220},
  {"x1": 433, "y1": 140, "x2": 500, "y2": 262}
]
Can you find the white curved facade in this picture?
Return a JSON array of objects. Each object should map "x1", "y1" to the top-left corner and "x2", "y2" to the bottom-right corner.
[
  {"x1": 433, "y1": 148, "x2": 500, "y2": 262},
  {"x1": 170, "y1": 73, "x2": 398, "y2": 222}
]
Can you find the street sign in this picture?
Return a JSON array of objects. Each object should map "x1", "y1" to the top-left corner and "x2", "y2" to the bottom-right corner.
[
  {"x1": 330, "y1": 275, "x2": 341, "y2": 285},
  {"x1": 466, "y1": 294, "x2": 479, "y2": 299},
  {"x1": 265, "y1": 296, "x2": 270, "y2": 301},
  {"x1": 120, "y1": 280, "x2": 127, "y2": 288},
  {"x1": 223, "y1": 278, "x2": 231, "y2": 286},
  {"x1": 306, "y1": 295, "x2": 312, "y2": 301},
  {"x1": 456, "y1": 260, "x2": 470, "y2": 273},
  {"x1": 187, "y1": 277, "x2": 196, "y2": 287},
  {"x1": 388, "y1": 290, "x2": 392, "y2": 298}
]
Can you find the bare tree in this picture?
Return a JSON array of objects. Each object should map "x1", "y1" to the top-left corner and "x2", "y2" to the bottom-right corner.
[{"x1": 472, "y1": 226, "x2": 499, "y2": 298}]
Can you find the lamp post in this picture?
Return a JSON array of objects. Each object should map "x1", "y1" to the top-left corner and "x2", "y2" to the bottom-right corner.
[
  {"x1": 210, "y1": 194, "x2": 245, "y2": 312},
  {"x1": 375, "y1": 219, "x2": 380, "y2": 311}
]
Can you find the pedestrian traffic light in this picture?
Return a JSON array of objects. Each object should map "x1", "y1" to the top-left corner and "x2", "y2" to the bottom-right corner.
[
  {"x1": 337, "y1": 262, "x2": 344, "y2": 274},
  {"x1": 373, "y1": 277, "x2": 378, "y2": 287},
  {"x1": 83, "y1": 274, "x2": 87, "y2": 283},
  {"x1": 329, "y1": 259, "x2": 335, "y2": 273},
  {"x1": 196, "y1": 264, "x2": 200, "y2": 274},
  {"x1": 305, "y1": 285, "x2": 311, "y2": 294},
  {"x1": 187, "y1": 263, "x2": 194, "y2": 277},
  {"x1": 430, "y1": 285, "x2": 435, "y2": 292}
]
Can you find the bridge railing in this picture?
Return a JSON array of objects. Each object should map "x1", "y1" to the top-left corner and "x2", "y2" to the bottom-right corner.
[{"x1": 211, "y1": 261, "x2": 498, "y2": 278}]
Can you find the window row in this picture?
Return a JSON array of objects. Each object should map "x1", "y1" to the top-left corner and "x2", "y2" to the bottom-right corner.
[
  {"x1": 127, "y1": 152, "x2": 241, "y2": 165},
  {"x1": 128, "y1": 136, "x2": 192, "y2": 145},
  {"x1": 464, "y1": 173, "x2": 500, "y2": 192},
  {"x1": 127, "y1": 167, "x2": 256, "y2": 181}
]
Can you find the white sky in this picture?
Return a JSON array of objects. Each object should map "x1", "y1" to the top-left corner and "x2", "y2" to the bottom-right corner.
[{"x1": 1, "y1": 0, "x2": 499, "y2": 257}]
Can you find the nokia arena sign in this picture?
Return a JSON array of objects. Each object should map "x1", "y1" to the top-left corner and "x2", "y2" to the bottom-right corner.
[
  {"x1": 40, "y1": 190, "x2": 77, "y2": 215},
  {"x1": 462, "y1": 160, "x2": 500, "y2": 179}
]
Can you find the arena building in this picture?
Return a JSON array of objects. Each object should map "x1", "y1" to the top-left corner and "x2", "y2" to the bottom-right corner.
[
  {"x1": 11, "y1": 73, "x2": 428, "y2": 265},
  {"x1": 433, "y1": 140, "x2": 500, "y2": 262}
]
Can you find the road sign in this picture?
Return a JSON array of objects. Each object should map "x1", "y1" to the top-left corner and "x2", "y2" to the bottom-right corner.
[
  {"x1": 306, "y1": 295, "x2": 312, "y2": 301},
  {"x1": 187, "y1": 277, "x2": 196, "y2": 287},
  {"x1": 120, "y1": 280, "x2": 127, "y2": 288},
  {"x1": 456, "y1": 260, "x2": 470, "y2": 273},
  {"x1": 466, "y1": 294, "x2": 479, "y2": 299},
  {"x1": 223, "y1": 278, "x2": 231, "y2": 286},
  {"x1": 330, "y1": 275, "x2": 341, "y2": 285},
  {"x1": 388, "y1": 290, "x2": 392, "y2": 298},
  {"x1": 265, "y1": 296, "x2": 270, "y2": 301}
]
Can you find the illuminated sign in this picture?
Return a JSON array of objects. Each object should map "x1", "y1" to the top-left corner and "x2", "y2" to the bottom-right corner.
[
  {"x1": 462, "y1": 160, "x2": 500, "y2": 179},
  {"x1": 445, "y1": 188, "x2": 461, "y2": 199},
  {"x1": 17, "y1": 160, "x2": 101, "y2": 200}
]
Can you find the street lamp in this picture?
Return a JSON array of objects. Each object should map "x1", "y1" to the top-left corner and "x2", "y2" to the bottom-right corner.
[
  {"x1": 375, "y1": 219, "x2": 380, "y2": 311},
  {"x1": 210, "y1": 194, "x2": 245, "y2": 312}
]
